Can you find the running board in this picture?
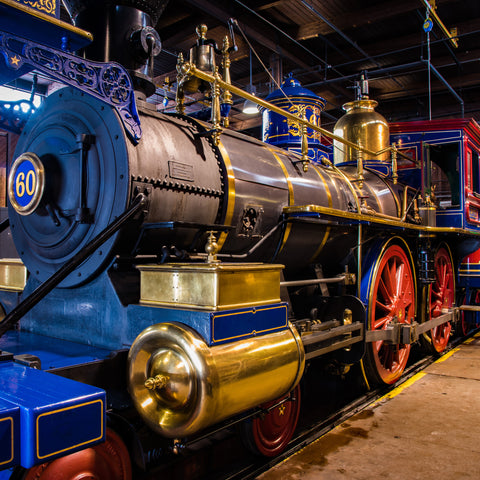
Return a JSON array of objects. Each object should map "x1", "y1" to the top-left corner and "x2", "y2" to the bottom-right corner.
[{"x1": 458, "y1": 305, "x2": 480, "y2": 312}]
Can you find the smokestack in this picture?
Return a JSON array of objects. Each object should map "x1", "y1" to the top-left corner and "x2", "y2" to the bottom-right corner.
[{"x1": 63, "y1": 0, "x2": 170, "y2": 97}]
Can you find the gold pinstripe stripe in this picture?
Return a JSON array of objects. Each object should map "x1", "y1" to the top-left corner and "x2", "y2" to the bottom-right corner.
[
  {"x1": 265, "y1": 146, "x2": 294, "y2": 253},
  {"x1": 309, "y1": 163, "x2": 333, "y2": 262},
  {"x1": 216, "y1": 139, "x2": 236, "y2": 251}
]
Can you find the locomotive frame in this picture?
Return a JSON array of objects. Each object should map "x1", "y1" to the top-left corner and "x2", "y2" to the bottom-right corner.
[{"x1": 1, "y1": 0, "x2": 480, "y2": 478}]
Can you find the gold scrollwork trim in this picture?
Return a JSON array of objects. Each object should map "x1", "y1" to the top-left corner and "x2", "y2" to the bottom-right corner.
[
  {"x1": 23, "y1": 0, "x2": 55, "y2": 15},
  {"x1": 0, "y1": 0, "x2": 92, "y2": 40}
]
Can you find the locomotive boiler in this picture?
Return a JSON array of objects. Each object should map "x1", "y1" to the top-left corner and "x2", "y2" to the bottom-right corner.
[{"x1": 1, "y1": 0, "x2": 479, "y2": 477}]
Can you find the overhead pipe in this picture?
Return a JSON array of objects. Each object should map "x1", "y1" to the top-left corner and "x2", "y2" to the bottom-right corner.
[
  {"x1": 305, "y1": 61, "x2": 425, "y2": 89},
  {"x1": 421, "y1": 58, "x2": 464, "y2": 117}
]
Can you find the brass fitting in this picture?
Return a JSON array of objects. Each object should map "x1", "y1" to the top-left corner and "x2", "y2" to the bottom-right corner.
[
  {"x1": 144, "y1": 374, "x2": 168, "y2": 391},
  {"x1": 205, "y1": 231, "x2": 220, "y2": 263}
]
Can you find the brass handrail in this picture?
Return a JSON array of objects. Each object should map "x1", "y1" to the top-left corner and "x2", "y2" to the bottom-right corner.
[{"x1": 178, "y1": 62, "x2": 412, "y2": 161}]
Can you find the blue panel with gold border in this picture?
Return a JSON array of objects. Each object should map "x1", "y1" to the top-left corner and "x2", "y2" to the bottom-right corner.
[
  {"x1": 0, "y1": 397, "x2": 19, "y2": 470},
  {"x1": 211, "y1": 303, "x2": 288, "y2": 345},
  {"x1": 0, "y1": 362, "x2": 105, "y2": 469},
  {"x1": 128, "y1": 302, "x2": 289, "y2": 346}
]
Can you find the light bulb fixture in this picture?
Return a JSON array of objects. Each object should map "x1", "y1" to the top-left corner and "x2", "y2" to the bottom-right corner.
[
  {"x1": 242, "y1": 49, "x2": 259, "y2": 115},
  {"x1": 243, "y1": 84, "x2": 258, "y2": 114}
]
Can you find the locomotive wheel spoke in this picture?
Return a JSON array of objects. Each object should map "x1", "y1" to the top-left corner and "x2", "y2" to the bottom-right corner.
[
  {"x1": 363, "y1": 243, "x2": 414, "y2": 386},
  {"x1": 421, "y1": 246, "x2": 454, "y2": 354},
  {"x1": 239, "y1": 385, "x2": 301, "y2": 457},
  {"x1": 373, "y1": 315, "x2": 390, "y2": 330},
  {"x1": 21, "y1": 429, "x2": 132, "y2": 480}
]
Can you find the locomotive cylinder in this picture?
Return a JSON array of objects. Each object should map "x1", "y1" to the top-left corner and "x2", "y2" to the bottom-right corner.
[{"x1": 127, "y1": 322, "x2": 305, "y2": 438}]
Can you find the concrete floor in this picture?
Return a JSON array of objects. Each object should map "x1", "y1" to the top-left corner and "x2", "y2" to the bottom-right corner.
[{"x1": 259, "y1": 333, "x2": 480, "y2": 480}]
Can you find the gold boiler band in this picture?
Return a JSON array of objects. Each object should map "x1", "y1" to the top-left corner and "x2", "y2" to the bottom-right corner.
[{"x1": 127, "y1": 322, "x2": 305, "y2": 438}]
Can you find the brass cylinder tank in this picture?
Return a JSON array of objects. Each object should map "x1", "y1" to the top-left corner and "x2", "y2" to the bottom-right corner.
[
  {"x1": 127, "y1": 322, "x2": 305, "y2": 438},
  {"x1": 333, "y1": 99, "x2": 390, "y2": 164}
]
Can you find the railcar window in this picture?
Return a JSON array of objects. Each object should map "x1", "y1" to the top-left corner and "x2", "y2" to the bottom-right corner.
[
  {"x1": 471, "y1": 148, "x2": 480, "y2": 194},
  {"x1": 428, "y1": 143, "x2": 460, "y2": 208}
]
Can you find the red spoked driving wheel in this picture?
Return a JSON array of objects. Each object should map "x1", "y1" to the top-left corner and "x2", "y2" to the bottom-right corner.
[
  {"x1": 240, "y1": 384, "x2": 301, "y2": 457},
  {"x1": 364, "y1": 243, "x2": 415, "y2": 385},
  {"x1": 22, "y1": 429, "x2": 132, "y2": 480},
  {"x1": 422, "y1": 245, "x2": 454, "y2": 353}
]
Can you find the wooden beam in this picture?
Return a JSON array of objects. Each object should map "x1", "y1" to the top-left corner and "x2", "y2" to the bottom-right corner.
[{"x1": 182, "y1": 0, "x2": 312, "y2": 69}]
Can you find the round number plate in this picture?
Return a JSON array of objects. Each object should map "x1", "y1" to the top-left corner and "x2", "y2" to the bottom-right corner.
[{"x1": 8, "y1": 152, "x2": 45, "y2": 215}]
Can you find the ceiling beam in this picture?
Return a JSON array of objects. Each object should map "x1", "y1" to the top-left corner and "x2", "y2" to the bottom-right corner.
[{"x1": 181, "y1": 0, "x2": 312, "y2": 69}]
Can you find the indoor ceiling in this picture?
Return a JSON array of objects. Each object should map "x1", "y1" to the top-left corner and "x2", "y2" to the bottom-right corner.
[
  {"x1": 150, "y1": 0, "x2": 480, "y2": 137},
  {"x1": 5, "y1": 0, "x2": 480, "y2": 141}
]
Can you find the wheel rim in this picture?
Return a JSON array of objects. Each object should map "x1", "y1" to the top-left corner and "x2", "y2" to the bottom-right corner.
[
  {"x1": 250, "y1": 385, "x2": 301, "y2": 457},
  {"x1": 428, "y1": 247, "x2": 453, "y2": 352},
  {"x1": 459, "y1": 294, "x2": 469, "y2": 337},
  {"x1": 474, "y1": 290, "x2": 480, "y2": 327},
  {"x1": 368, "y1": 244, "x2": 414, "y2": 384},
  {"x1": 22, "y1": 429, "x2": 132, "y2": 480}
]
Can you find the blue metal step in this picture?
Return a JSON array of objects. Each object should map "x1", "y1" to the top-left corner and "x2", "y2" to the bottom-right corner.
[
  {"x1": 0, "y1": 397, "x2": 19, "y2": 470},
  {"x1": 0, "y1": 361, "x2": 105, "y2": 469}
]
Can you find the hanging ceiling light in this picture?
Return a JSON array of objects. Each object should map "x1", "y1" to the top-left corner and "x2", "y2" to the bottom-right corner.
[{"x1": 243, "y1": 49, "x2": 259, "y2": 115}]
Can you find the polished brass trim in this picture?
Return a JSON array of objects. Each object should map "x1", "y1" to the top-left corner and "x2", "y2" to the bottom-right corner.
[
  {"x1": 216, "y1": 138, "x2": 235, "y2": 251},
  {"x1": 359, "y1": 360, "x2": 370, "y2": 391},
  {"x1": 0, "y1": 0, "x2": 92, "y2": 40},
  {"x1": 0, "y1": 259, "x2": 27, "y2": 292},
  {"x1": 179, "y1": 64, "x2": 400, "y2": 160},
  {"x1": 266, "y1": 146, "x2": 294, "y2": 254},
  {"x1": 283, "y1": 204, "x2": 476, "y2": 235},
  {"x1": 309, "y1": 163, "x2": 333, "y2": 262},
  {"x1": 328, "y1": 163, "x2": 361, "y2": 212},
  {"x1": 375, "y1": 171, "x2": 401, "y2": 217},
  {"x1": 127, "y1": 322, "x2": 305, "y2": 438},
  {"x1": 137, "y1": 263, "x2": 284, "y2": 311},
  {"x1": 310, "y1": 164, "x2": 332, "y2": 208}
]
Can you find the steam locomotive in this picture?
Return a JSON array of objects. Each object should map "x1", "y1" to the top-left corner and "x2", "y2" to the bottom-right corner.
[{"x1": 1, "y1": 0, "x2": 479, "y2": 478}]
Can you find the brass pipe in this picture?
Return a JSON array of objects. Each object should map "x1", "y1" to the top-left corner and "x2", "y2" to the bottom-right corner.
[
  {"x1": 179, "y1": 63, "x2": 393, "y2": 159},
  {"x1": 319, "y1": 156, "x2": 361, "y2": 213}
]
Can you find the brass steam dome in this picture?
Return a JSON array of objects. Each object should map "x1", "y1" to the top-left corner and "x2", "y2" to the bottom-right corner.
[{"x1": 333, "y1": 98, "x2": 390, "y2": 164}]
